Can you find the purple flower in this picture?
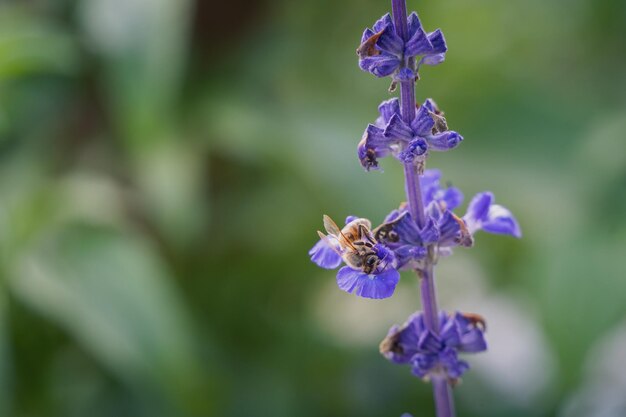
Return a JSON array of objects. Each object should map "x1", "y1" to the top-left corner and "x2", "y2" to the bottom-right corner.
[
  {"x1": 357, "y1": 99, "x2": 463, "y2": 170},
  {"x1": 374, "y1": 170, "x2": 521, "y2": 260},
  {"x1": 357, "y1": 98, "x2": 401, "y2": 171},
  {"x1": 384, "y1": 100, "x2": 463, "y2": 153},
  {"x1": 463, "y1": 192, "x2": 522, "y2": 238},
  {"x1": 308, "y1": 239, "x2": 342, "y2": 269},
  {"x1": 373, "y1": 207, "x2": 431, "y2": 270},
  {"x1": 420, "y1": 169, "x2": 463, "y2": 209},
  {"x1": 357, "y1": 13, "x2": 447, "y2": 80},
  {"x1": 380, "y1": 311, "x2": 487, "y2": 380},
  {"x1": 373, "y1": 170, "x2": 466, "y2": 262},
  {"x1": 309, "y1": 216, "x2": 401, "y2": 299},
  {"x1": 336, "y1": 261, "x2": 400, "y2": 299}
]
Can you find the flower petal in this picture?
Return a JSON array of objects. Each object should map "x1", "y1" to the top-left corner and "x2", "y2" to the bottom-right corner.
[
  {"x1": 439, "y1": 348, "x2": 469, "y2": 378},
  {"x1": 373, "y1": 13, "x2": 393, "y2": 33},
  {"x1": 378, "y1": 98, "x2": 401, "y2": 124},
  {"x1": 411, "y1": 353, "x2": 438, "y2": 378},
  {"x1": 427, "y1": 29, "x2": 448, "y2": 54},
  {"x1": 436, "y1": 210, "x2": 462, "y2": 247},
  {"x1": 405, "y1": 14, "x2": 433, "y2": 57},
  {"x1": 417, "y1": 53, "x2": 446, "y2": 70},
  {"x1": 420, "y1": 169, "x2": 441, "y2": 206},
  {"x1": 359, "y1": 54, "x2": 400, "y2": 77},
  {"x1": 441, "y1": 187, "x2": 463, "y2": 210},
  {"x1": 465, "y1": 192, "x2": 493, "y2": 225},
  {"x1": 386, "y1": 210, "x2": 422, "y2": 246},
  {"x1": 394, "y1": 67, "x2": 416, "y2": 82},
  {"x1": 380, "y1": 313, "x2": 426, "y2": 364},
  {"x1": 358, "y1": 124, "x2": 392, "y2": 171},
  {"x1": 420, "y1": 215, "x2": 440, "y2": 244},
  {"x1": 393, "y1": 245, "x2": 427, "y2": 270},
  {"x1": 422, "y1": 99, "x2": 439, "y2": 113},
  {"x1": 440, "y1": 315, "x2": 462, "y2": 348},
  {"x1": 361, "y1": 28, "x2": 375, "y2": 44},
  {"x1": 309, "y1": 239, "x2": 342, "y2": 269},
  {"x1": 406, "y1": 12, "x2": 422, "y2": 40},
  {"x1": 482, "y1": 204, "x2": 522, "y2": 238},
  {"x1": 384, "y1": 113, "x2": 414, "y2": 141},
  {"x1": 362, "y1": 124, "x2": 388, "y2": 148},
  {"x1": 426, "y1": 131, "x2": 463, "y2": 151},
  {"x1": 411, "y1": 104, "x2": 435, "y2": 136},
  {"x1": 398, "y1": 138, "x2": 428, "y2": 164},
  {"x1": 418, "y1": 330, "x2": 442, "y2": 352},
  {"x1": 336, "y1": 266, "x2": 400, "y2": 299},
  {"x1": 459, "y1": 328, "x2": 487, "y2": 353},
  {"x1": 345, "y1": 215, "x2": 358, "y2": 224},
  {"x1": 376, "y1": 25, "x2": 404, "y2": 55}
]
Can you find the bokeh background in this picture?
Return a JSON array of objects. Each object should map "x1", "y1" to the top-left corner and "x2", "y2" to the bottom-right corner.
[{"x1": 0, "y1": 0, "x2": 625, "y2": 416}]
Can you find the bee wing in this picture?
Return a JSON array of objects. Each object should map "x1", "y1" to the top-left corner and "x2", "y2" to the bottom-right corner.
[
  {"x1": 323, "y1": 215, "x2": 342, "y2": 236},
  {"x1": 323, "y1": 215, "x2": 356, "y2": 250},
  {"x1": 317, "y1": 231, "x2": 344, "y2": 257}
]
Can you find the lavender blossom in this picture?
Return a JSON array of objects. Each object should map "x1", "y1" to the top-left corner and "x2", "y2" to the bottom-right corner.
[
  {"x1": 464, "y1": 192, "x2": 522, "y2": 238},
  {"x1": 380, "y1": 311, "x2": 487, "y2": 381},
  {"x1": 357, "y1": 13, "x2": 447, "y2": 81},
  {"x1": 358, "y1": 99, "x2": 463, "y2": 171},
  {"x1": 377, "y1": 170, "x2": 520, "y2": 258},
  {"x1": 308, "y1": 0, "x2": 521, "y2": 415}
]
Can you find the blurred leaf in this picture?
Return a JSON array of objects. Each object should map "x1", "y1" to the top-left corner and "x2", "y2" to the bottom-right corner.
[
  {"x1": 78, "y1": 0, "x2": 191, "y2": 149},
  {"x1": 0, "y1": 158, "x2": 63, "y2": 262},
  {"x1": 133, "y1": 141, "x2": 208, "y2": 249},
  {"x1": 8, "y1": 225, "x2": 211, "y2": 416},
  {"x1": 539, "y1": 234, "x2": 626, "y2": 387},
  {"x1": 0, "y1": 5, "x2": 79, "y2": 80},
  {"x1": 0, "y1": 290, "x2": 12, "y2": 416}
]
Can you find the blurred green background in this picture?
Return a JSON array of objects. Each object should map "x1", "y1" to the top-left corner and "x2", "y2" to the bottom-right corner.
[{"x1": 0, "y1": 0, "x2": 625, "y2": 416}]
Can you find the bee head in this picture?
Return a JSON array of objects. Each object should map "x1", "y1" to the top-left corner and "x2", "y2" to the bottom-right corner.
[
  {"x1": 370, "y1": 244, "x2": 395, "y2": 273},
  {"x1": 364, "y1": 254, "x2": 379, "y2": 269}
]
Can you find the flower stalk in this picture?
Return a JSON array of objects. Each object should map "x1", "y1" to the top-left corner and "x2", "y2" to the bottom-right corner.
[{"x1": 391, "y1": 1, "x2": 453, "y2": 414}]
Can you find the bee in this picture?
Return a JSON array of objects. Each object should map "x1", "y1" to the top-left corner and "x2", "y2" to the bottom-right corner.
[{"x1": 318, "y1": 215, "x2": 387, "y2": 274}]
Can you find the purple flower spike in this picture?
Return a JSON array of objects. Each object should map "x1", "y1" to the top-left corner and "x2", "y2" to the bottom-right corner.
[
  {"x1": 463, "y1": 192, "x2": 522, "y2": 238},
  {"x1": 380, "y1": 311, "x2": 487, "y2": 381},
  {"x1": 311, "y1": 1, "x2": 522, "y2": 410}
]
